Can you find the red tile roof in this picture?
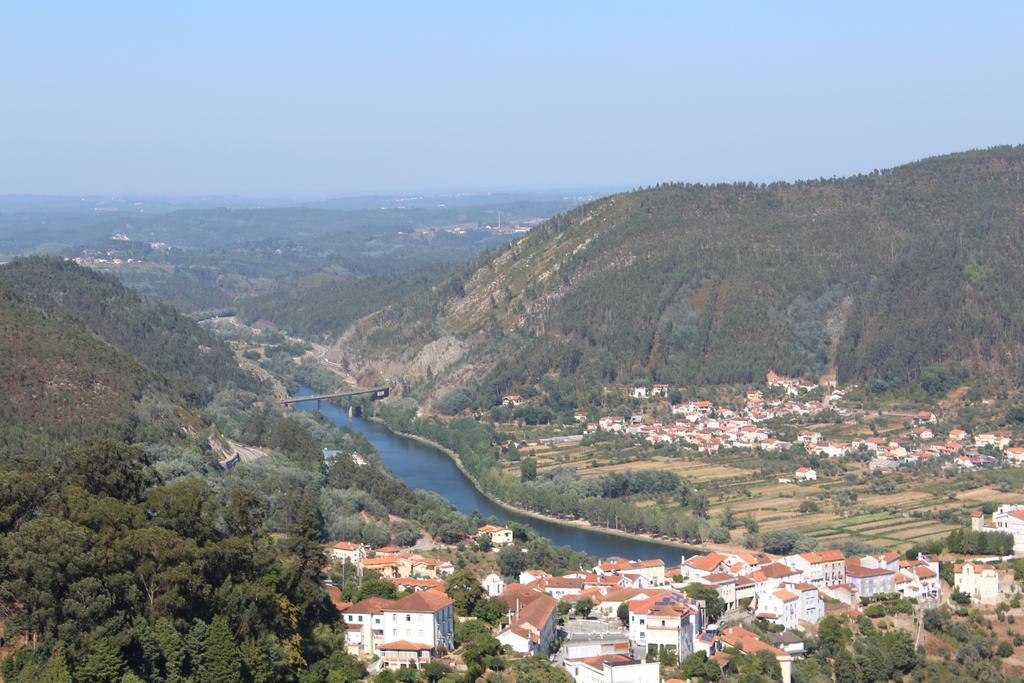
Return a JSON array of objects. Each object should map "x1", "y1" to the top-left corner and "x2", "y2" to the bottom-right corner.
[
  {"x1": 384, "y1": 589, "x2": 452, "y2": 613},
  {"x1": 379, "y1": 640, "x2": 432, "y2": 651}
]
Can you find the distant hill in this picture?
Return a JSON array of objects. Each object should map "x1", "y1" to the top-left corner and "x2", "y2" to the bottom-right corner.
[
  {"x1": 0, "y1": 258, "x2": 258, "y2": 433},
  {"x1": 343, "y1": 146, "x2": 1024, "y2": 404},
  {"x1": 0, "y1": 279, "x2": 156, "y2": 435}
]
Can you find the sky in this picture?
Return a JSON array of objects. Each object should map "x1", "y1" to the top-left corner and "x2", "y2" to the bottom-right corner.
[{"x1": 2, "y1": 2, "x2": 1023, "y2": 196}]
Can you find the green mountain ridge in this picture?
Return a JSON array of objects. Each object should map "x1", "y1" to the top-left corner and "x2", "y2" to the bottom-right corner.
[
  {"x1": 0, "y1": 257, "x2": 260, "y2": 436},
  {"x1": 342, "y1": 145, "x2": 1024, "y2": 403}
]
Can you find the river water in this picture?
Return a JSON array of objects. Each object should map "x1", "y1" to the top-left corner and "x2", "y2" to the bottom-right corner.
[{"x1": 292, "y1": 386, "x2": 688, "y2": 564}]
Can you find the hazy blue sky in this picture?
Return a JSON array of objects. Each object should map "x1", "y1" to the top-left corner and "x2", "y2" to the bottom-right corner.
[{"x1": 2, "y1": 2, "x2": 1023, "y2": 196}]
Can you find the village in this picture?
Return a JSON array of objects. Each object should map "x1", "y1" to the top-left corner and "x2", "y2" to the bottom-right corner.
[
  {"x1": 319, "y1": 502, "x2": 1024, "y2": 682},
  {"x1": 549, "y1": 372, "x2": 1024, "y2": 471}
]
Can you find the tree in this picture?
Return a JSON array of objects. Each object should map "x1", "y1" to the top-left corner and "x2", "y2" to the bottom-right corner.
[
  {"x1": 422, "y1": 661, "x2": 448, "y2": 682},
  {"x1": 883, "y1": 629, "x2": 918, "y2": 673},
  {"x1": 817, "y1": 615, "x2": 851, "y2": 658},
  {"x1": 761, "y1": 529, "x2": 815, "y2": 555},
  {"x1": 496, "y1": 544, "x2": 528, "y2": 578},
  {"x1": 833, "y1": 649, "x2": 858, "y2": 683},
  {"x1": 617, "y1": 601, "x2": 630, "y2": 625},
  {"x1": 683, "y1": 584, "x2": 726, "y2": 622},
  {"x1": 680, "y1": 651, "x2": 710, "y2": 679},
  {"x1": 77, "y1": 638, "x2": 126, "y2": 683},
  {"x1": 37, "y1": 644, "x2": 72, "y2": 683},
  {"x1": 445, "y1": 569, "x2": 484, "y2": 616},
  {"x1": 462, "y1": 635, "x2": 502, "y2": 680},
  {"x1": 200, "y1": 616, "x2": 242, "y2": 683},
  {"x1": 472, "y1": 597, "x2": 506, "y2": 625},
  {"x1": 574, "y1": 596, "x2": 594, "y2": 618},
  {"x1": 455, "y1": 619, "x2": 493, "y2": 647},
  {"x1": 520, "y1": 458, "x2": 538, "y2": 482}
]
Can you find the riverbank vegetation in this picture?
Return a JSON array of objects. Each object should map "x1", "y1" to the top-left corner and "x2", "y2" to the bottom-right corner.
[{"x1": 375, "y1": 400, "x2": 723, "y2": 545}]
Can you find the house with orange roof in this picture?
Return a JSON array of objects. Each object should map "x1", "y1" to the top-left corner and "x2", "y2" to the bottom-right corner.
[
  {"x1": 757, "y1": 588, "x2": 799, "y2": 629},
  {"x1": 786, "y1": 582, "x2": 823, "y2": 624},
  {"x1": 844, "y1": 559, "x2": 895, "y2": 599},
  {"x1": 341, "y1": 596, "x2": 395, "y2": 657},
  {"x1": 379, "y1": 590, "x2": 455, "y2": 669},
  {"x1": 719, "y1": 626, "x2": 793, "y2": 683},
  {"x1": 329, "y1": 540, "x2": 367, "y2": 565},
  {"x1": 948, "y1": 428, "x2": 968, "y2": 441},
  {"x1": 783, "y1": 550, "x2": 845, "y2": 586},
  {"x1": 595, "y1": 558, "x2": 666, "y2": 585},
  {"x1": 954, "y1": 562, "x2": 1000, "y2": 603},
  {"x1": 794, "y1": 466, "x2": 816, "y2": 481},
  {"x1": 536, "y1": 576, "x2": 585, "y2": 600},
  {"x1": 593, "y1": 587, "x2": 671, "y2": 618},
  {"x1": 1005, "y1": 446, "x2": 1024, "y2": 465},
  {"x1": 496, "y1": 584, "x2": 558, "y2": 655},
  {"x1": 627, "y1": 592, "x2": 704, "y2": 659},
  {"x1": 680, "y1": 552, "x2": 730, "y2": 581},
  {"x1": 914, "y1": 410, "x2": 937, "y2": 425},
  {"x1": 519, "y1": 568, "x2": 552, "y2": 585},
  {"x1": 563, "y1": 653, "x2": 659, "y2": 683},
  {"x1": 476, "y1": 524, "x2": 514, "y2": 548},
  {"x1": 361, "y1": 555, "x2": 401, "y2": 578},
  {"x1": 388, "y1": 577, "x2": 445, "y2": 593},
  {"x1": 896, "y1": 560, "x2": 939, "y2": 600}
]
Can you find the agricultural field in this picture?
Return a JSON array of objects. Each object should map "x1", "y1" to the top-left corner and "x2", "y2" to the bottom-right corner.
[{"x1": 497, "y1": 424, "x2": 1021, "y2": 553}]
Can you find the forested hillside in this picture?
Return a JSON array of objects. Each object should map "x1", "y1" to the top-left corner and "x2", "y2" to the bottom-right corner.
[
  {"x1": 237, "y1": 265, "x2": 449, "y2": 338},
  {"x1": 0, "y1": 281, "x2": 157, "y2": 437},
  {"x1": 345, "y1": 146, "x2": 1024, "y2": 403},
  {"x1": 0, "y1": 258, "x2": 257, "y2": 400}
]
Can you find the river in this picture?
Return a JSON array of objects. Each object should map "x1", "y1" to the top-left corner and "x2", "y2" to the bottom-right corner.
[{"x1": 292, "y1": 386, "x2": 689, "y2": 564}]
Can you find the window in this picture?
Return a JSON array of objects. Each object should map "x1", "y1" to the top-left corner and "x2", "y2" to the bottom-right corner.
[{"x1": 406, "y1": 615, "x2": 411, "y2": 622}]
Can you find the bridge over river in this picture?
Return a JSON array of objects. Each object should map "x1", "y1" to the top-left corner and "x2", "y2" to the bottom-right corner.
[{"x1": 280, "y1": 386, "x2": 389, "y2": 409}]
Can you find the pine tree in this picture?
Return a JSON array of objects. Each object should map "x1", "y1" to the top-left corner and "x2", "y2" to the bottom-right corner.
[
  {"x1": 77, "y1": 638, "x2": 127, "y2": 683},
  {"x1": 153, "y1": 616, "x2": 187, "y2": 682},
  {"x1": 200, "y1": 616, "x2": 241, "y2": 683},
  {"x1": 37, "y1": 643, "x2": 72, "y2": 683}
]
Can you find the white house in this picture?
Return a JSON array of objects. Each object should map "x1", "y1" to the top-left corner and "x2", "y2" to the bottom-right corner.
[
  {"x1": 564, "y1": 654, "x2": 659, "y2": 683},
  {"x1": 627, "y1": 592, "x2": 703, "y2": 659},
  {"x1": 783, "y1": 550, "x2": 846, "y2": 587},
  {"x1": 520, "y1": 569, "x2": 552, "y2": 585},
  {"x1": 757, "y1": 588, "x2": 799, "y2": 630},
  {"x1": 954, "y1": 562, "x2": 1000, "y2": 603},
  {"x1": 497, "y1": 585, "x2": 558, "y2": 655},
  {"x1": 329, "y1": 540, "x2": 367, "y2": 565},
  {"x1": 340, "y1": 596, "x2": 393, "y2": 657},
  {"x1": 477, "y1": 524, "x2": 514, "y2": 548},
  {"x1": 794, "y1": 467, "x2": 817, "y2": 482},
  {"x1": 379, "y1": 590, "x2": 455, "y2": 669},
  {"x1": 844, "y1": 560, "x2": 895, "y2": 599}
]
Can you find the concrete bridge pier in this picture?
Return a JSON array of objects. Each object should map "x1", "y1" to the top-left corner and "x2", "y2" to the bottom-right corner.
[{"x1": 348, "y1": 405, "x2": 353, "y2": 417}]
